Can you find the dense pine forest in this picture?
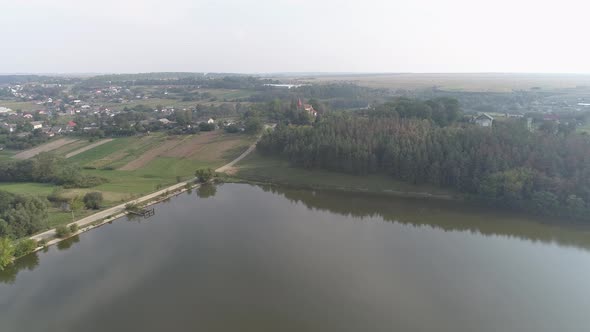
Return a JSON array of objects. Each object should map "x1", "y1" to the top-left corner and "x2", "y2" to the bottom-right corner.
[{"x1": 258, "y1": 98, "x2": 590, "y2": 220}]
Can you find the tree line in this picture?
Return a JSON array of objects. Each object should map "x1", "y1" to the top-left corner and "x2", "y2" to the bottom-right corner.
[
  {"x1": 0, "y1": 152, "x2": 106, "y2": 188},
  {"x1": 257, "y1": 103, "x2": 590, "y2": 221}
]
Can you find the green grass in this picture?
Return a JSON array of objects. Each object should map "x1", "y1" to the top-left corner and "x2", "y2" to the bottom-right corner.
[
  {"x1": 68, "y1": 136, "x2": 136, "y2": 166},
  {"x1": 0, "y1": 132, "x2": 253, "y2": 234},
  {"x1": 0, "y1": 100, "x2": 38, "y2": 112},
  {"x1": 0, "y1": 150, "x2": 16, "y2": 161},
  {"x1": 46, "y1": 208, "x2": 95, "y2": 229},
  {"x1": 0, "y1": 182, "x2": 56, "y2": 196},
  {"x1": 234, "y1": 151, "x2": 454, "y2": 198},
  {"x1": 52, "y1": 139, "x2": 93, "y2": 156}
]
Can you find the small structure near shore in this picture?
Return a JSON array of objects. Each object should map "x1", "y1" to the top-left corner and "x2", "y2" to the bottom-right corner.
[{"x1": 126, "y1": 205, "x2": 155, "y2": 218}]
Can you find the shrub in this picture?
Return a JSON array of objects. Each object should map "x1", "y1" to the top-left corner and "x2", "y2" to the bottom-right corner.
[
  {"x1": 195, "y1": 168, "x2": 214, "y2": 183},
  {"x1": 83, "y1": 192, "x2": 103, "y2": 209},
  {"x1": 13, "y1": 239, "x2": 38, "y2": 257},
  {"x1": 125, "y1": 202, "x2": 140, "y2": 212},
  {"x1": 69, "y1": 224, "x2": 79, "y2": 233},
  {"x1": 55, "y1": 225, "x2": 72, "y2": 238},
  {"x1": 0, "y1": 237, "x2": 14, "y2": 270},
  {"x1": 47, "y1": 187, "x2": 68, "y2": 203}
]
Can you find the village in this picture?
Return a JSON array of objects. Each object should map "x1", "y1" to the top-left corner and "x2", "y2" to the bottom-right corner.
[
  {"x1": 1, "y1": 73, "x2": 590, "y2": 152},
  {"x1": 0, "y1": 80, "x2": 259, "y2": 150}
]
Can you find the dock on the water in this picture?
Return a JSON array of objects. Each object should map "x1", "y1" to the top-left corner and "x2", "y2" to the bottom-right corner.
[{"x1": 128, "y1": 207, "x2": 155, "y2": 218}]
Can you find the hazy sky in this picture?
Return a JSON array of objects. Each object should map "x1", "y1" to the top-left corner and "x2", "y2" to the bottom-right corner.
[{"x1": 1, "y1": 0, "x2": 589, "y2": 74}]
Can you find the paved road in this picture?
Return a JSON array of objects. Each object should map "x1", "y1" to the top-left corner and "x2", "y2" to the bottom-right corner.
[{"x1": 31, "y1": 136, "x2": 261, "y2": 242}]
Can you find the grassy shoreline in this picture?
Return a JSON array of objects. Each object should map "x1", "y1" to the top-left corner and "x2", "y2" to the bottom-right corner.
[
  {"x1": 0, "y1": 131, "x2": 257, "y2": 240},
  {"x1": 230, "y1": 151, "x2": 457, "y2": 200}
]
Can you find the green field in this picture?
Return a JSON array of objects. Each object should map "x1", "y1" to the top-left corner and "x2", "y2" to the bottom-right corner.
[
  {"x1": 234, "y1": 151, "x2": 453, "y2": 198},
  {"x1": 0, "y1": 100, "x2": 39, "y2": 112},
  {"x1": 102, "y1": 89, "x2": 254, "y2": 110},
  {"x1": 0, "y1": 150, "x2": 16, "y2": 161},
  {"x1": 292, "y1": 73, "x2": 590, "y2": 92},
  {"x1": 0, "y1": 131, "x2": 255, "y2": 233}
]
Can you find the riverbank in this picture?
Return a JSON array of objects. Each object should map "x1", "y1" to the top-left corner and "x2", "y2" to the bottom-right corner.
[
  {"x1": 229, "y1": 151, "x2": 456, "y2": 200},
  {"x1": 28, "y1": 180, "x2": 203, "y2": 253},
  {"x1": 23, "y1": 135, "x2": 263, "y2": 254}
]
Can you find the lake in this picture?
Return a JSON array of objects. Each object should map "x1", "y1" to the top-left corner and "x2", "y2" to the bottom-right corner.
[{"x1": 1, "y1": 183, "x2": 590, "y2": 332}]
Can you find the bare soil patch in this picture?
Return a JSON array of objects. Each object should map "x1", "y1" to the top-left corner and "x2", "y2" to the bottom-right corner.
[
  {"x1": 119, "y1": 139, "x2": 181, "y2": 170},
  {"x1": 161, "y1": 131, "x2": 219, "y2": 158}
]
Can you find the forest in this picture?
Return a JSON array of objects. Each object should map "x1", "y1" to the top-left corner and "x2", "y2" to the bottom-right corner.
[
  {"x1": 0, "y1": 190, "x2": 48, "y2": 239},
  {"x1": 257, "y1": 98, "x2": 590, "y2": 220}
]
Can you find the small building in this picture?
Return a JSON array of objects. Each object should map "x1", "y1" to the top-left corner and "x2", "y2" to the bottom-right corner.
[
  {"x1": 207, "y1": 118, "x2": 215, "y2": 124},
  {"x1": 159, "y1": 118, "x2": 172, "y2": 125},
  {"x1": 475, "y1": 113, "x2": 494, "y2": 127},
  {"x1": 1, "y1": 123, "x2": 16, "y2": 133},
  {"x1": 303, "y1": 104, "x2": 318, "y2": 117},
  {"x1": 31, "y1": 121, "x2": 43, "y2": 130},
  {"x1": 42, "y1": 127, "x2": 54, "y2": 137},
  {"x1": 23, "y1": 113, "x2": 33, "y2": 119},
  {"x1": 0, "y1": 107, "x2": 12, "y2": 114},
  {"x1": 50, "y1": 126, "x2": 63, "y2": 134}
]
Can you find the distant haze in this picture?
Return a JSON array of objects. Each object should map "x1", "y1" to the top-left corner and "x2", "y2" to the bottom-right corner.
[{"x1": 2, "y1": 0, "x2": 590, "y2": 74}]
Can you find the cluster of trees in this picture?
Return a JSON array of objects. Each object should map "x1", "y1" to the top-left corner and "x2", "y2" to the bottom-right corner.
[
  {"x1": 258, "y1": 111, "x2": 590, "y2": 220},
  {"x1": 0, "y1": 237, "x2": 39, "y2": 271},
  {"x1": 253, "y1": 98, "x2": 319, "y2": 125},
  {"x1": 78, "y1": 74, "x2": 274, "y2": 90},
  {"x1": 249, "y1": 83, "x2": 387, "y2": 110},
  {"x1": 365, "y1": 97, "x2": 462, "y2": 126},
  {"x1": 0, "y1": 153, "x2": 106, "y2": 188},
  {"x1": 195, "y1": 168, "x2": 214, "y2": 183},
  {"x1": 0, "y1": 191, "x2": 48, "y2": 239},
  {"x1": 0, "y1": 128, "x2": 51, "y2": 150}
]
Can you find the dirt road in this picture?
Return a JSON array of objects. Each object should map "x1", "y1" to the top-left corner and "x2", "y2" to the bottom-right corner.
[
  {"x1": 65, "y1": 139, "x2": 114, "y2": 158},
  {"x1": 13, "y1": 138, "x2": 78, "y2": 159}
]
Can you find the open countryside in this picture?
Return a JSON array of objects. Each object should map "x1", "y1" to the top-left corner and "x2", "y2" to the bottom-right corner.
[{"x1": 2, "y1": 29, "x2": 590, "y2": 332}]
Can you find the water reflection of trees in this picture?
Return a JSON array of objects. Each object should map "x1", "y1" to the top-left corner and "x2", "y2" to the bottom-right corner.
[
  {"x1": 0, "y1": 251, "x2": 39, "y2": 284},
  {"x1": 0, "y1": 236, "x2": 82, "y2": 284},
  {"x1": 57, "y1": 235, "x2": 80, "y2": 251},
  {"x1": 197, "y1": 184, "x2": 217, "y2": 199},
  {"x1": 260, "y1": 185, "x2": 590, "y2": 252}
]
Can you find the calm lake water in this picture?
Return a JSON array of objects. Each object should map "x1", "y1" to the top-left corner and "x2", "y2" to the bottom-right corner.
[{"x1": 1, "y1": 183, "x2": 590, "y2": 332}]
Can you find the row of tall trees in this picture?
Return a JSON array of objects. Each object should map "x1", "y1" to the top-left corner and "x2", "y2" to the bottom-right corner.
[{"x1": 258, "y1": 113, "x2": 590, "y2": 220}]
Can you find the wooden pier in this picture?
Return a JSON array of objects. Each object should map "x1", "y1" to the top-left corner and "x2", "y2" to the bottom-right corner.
[{"x1": 128, "y1": 207, "x2": 155, "y2": 218}]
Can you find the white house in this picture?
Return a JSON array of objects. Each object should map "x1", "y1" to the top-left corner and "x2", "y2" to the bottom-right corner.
[
  {"x1": 31, "y1": 121, "x2": 43, "y2": 130},
  {"x1": 1, "y1": 123, "x2": 16, "y2": 133},
  {"x1": 207, "y1": 118, "x2": 215, "y2": 124},
  {"x1": 475, "y1": 113, "x2": 494, "y2": 127}
]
